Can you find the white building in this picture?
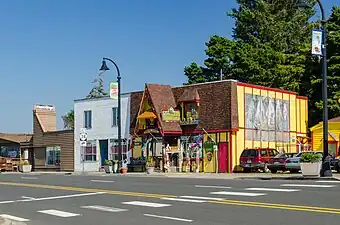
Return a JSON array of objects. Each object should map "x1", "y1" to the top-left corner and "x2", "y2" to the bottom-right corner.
[{"x1": 74, "y1": 94, "x2": 131, "y2": 172}]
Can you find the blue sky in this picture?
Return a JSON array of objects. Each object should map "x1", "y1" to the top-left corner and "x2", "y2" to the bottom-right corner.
[{"x1": 0, "y1": 0, "x2": 339, "y2": 133}]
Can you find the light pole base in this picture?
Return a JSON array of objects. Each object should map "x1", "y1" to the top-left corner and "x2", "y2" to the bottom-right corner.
[{"x1": 320, "y1": 160, "x2": 333, "y2": 177}]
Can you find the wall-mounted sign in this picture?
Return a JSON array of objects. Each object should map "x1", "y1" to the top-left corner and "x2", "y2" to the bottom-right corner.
[
  {"x1": 162, "y1": 107, "x2": 180, "y2": 121},
  {"x1": 144, "y1": 129, "x2": 160, "y2": 134},
  {"x1": 312, "y1": 29, "x2": 323, "y2": 56},
  {"x1": 110, "y1": 82, "x2": 118, "y2": 99}
]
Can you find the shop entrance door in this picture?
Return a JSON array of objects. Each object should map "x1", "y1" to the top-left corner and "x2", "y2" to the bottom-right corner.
[
  {"x1": 99, "y1": 140, "x2": 108, "y2": 166},
  {"x1": 218, "y1": 142, "x2": 228, "y2": 173}
]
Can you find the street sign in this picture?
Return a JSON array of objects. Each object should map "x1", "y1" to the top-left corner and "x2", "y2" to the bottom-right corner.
[{"x1": 80, "y1": 128, "x2": 87, "y2": 147}]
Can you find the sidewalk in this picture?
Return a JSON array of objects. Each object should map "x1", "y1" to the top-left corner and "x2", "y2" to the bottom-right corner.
[
  {"x1": 0, "y1": 217, "x2": 26, "y2": 225},
  {"x1": 2, "y1": 171, "x2": 340, "y2": 180}
]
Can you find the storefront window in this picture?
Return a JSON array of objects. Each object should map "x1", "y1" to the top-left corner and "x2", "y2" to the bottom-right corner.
[
  {"x1": 46, "y1": 146, "x2": 61, "y2": 165},
  {"x1": 110, "y1": 139, "x2": 129, "y2": 161},
  {"x1": 0, "y1": 146, "x2": 20, "y2": 158},
  {"x1": 85, "y1": 140, "x2": 97, "y2": 161}
]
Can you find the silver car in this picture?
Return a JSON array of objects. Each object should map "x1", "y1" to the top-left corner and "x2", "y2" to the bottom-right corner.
[{"x1": 284, "y1": 151, "x2": 323, "y2": 173}]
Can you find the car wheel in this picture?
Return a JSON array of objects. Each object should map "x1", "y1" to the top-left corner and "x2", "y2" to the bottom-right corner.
[
  {"x1": 263, "y1": 163, "x2": 270, "y2": 173},
  {"x1": 290, "y1": 169, "x2": 299, "y2": 173},
  {"x1": 243, "y1": 168, "x2": 251, "y2": 173},
  {"x1": 270, "y1": 169, "x2": 277, "y2": 174}
]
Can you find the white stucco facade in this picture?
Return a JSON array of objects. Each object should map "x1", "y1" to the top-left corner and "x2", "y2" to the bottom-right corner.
[{"x1": 74, "y1": 94, "x2": 131, "y2": 172}]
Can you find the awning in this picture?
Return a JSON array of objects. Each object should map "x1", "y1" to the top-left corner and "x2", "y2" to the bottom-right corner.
[{"x1": 137, "y1": 111, "x2": 157, "y2": 119}]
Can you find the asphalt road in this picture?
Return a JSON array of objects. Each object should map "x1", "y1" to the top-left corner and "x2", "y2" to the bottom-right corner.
[{"x1": 0, "y1": 173, "x2": 340, "y2": 225}]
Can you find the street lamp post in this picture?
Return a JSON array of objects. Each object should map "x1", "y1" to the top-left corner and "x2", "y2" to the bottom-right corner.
[
  {"x1": 298, "y1": 0, "x2": 331, "y2": 176},
  {"x1": 100, "y1": 58, "x2": 122, "y2": 170}
]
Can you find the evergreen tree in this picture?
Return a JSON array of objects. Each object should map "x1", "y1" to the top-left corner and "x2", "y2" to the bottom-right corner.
[
  {"x1": 61, "y1": 110, "x2": 74, "y2": 130},
  {"x1": 86, "y1": 72, "x2": 108, "y2": 99}
]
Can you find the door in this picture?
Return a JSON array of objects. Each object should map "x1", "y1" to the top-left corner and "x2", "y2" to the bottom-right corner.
[
  {"x1": 218, "y1": 142, "x2": 228, "y2": 173},
  {"x1": 328, "y1": 142, "x2": 337, "y2": 157},
  {"x1": 99, "y1": 140, "x2": 108, "y2": 166}
]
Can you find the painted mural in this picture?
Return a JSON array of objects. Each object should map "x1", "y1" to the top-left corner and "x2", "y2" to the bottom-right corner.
[{"x1": 245, "y1": 94, "x2": 290, "y2": 142}]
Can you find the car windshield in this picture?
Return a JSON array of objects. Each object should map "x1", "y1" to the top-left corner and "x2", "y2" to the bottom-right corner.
[
  {"x1": 274, "y1": 153, "x2": 286, "y2": 158},
  {"x1": 241, "y1": 149, "x2": 257, "y2": 157}
]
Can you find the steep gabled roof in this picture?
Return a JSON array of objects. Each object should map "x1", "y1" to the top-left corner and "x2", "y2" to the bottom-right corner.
[
  {"x1": 329, "y1": 116, "x2": 340, "y2": 122},
  {"x1": 146, "y1": 84, "x2": 182, "y2": 133},
  {"x1": 177, "y1": 88, "x2": 200, "y2": 103}
]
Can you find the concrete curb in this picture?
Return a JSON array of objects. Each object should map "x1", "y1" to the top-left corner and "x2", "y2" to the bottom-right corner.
[{"x1": 236, "y1": 176, "x2": 340, "y2": 181}]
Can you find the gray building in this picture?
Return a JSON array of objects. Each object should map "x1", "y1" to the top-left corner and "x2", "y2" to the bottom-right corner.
[{"x1": 74, "y1": 94, "x2": 131, "y2": 172}]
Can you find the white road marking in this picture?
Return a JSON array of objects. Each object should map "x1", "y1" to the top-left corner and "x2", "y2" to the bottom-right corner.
[
  {"x1": 0, "y1": 201, "x2": 15, "y2": 204},
  {"x1": 0, "y1": 214, "x2": 30, "y2": 222},
  {"x1": 144, "y1": 214, "x2": 193, "y2": 222},
  {"x1": 180, "y1": 196, "x2": 225, "y2": 201},
  {"x1": 315, "y1": 180, "x2": 340, "y2": 183},
  {"x1": 81, "y1": 205, "x2": 128, "y2": 212},
  {"x1": 17, "y1": 192, "x2": 105, "y2": 202},
  {"x1": 161, "y1": 198, "x2": 206, "y2": 203},
  {"x1": 21, "y1": 196, "x2": 36, "y2": 200},
  {"x1": 245, "y1": 188, "x2": 301, "y2": 192},
  {"x1": 122, "y1": 201, "x2": 171, "y2": 208},
  {"x1": 280, "y1": 184, "x2": 336, "y2": 188},
  {"x1": 90, "y1": 180, "x2": 115, "y2": 183},
  {"x1": 195, "y1": 185, "x2": 231, "y2": 189},
  {"x1": 21, "y1": 177, "x2": 38, "y2": 179},
  {"x1": 38, "y1": 209, "x2": 80, "y2": 217},
  {"x1": 210, "y1": 191, "x2": 267, "y2": 196}
]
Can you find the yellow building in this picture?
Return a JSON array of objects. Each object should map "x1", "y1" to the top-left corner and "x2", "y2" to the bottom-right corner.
[
  {"x1": 232, "y1": 82, "x2": 308, "y2": 170},
  {"x1": 310, "y1": 117, "x2": 340, "y2": 157}
]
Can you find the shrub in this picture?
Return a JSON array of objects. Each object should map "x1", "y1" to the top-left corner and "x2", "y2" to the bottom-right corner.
[{"x1": 300, "y1": 152, "x2": 322, "y2": 163}]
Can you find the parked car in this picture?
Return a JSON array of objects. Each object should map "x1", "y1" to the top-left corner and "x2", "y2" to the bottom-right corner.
[
  {"x1": 267, "y1": 152, "x2": 297, "y2": 173},
  {"x1": 240, "y1": 148, "x2": 279, "y2": 172},
  {"x1": 285, "y1": 151, "x2": 340, "y2": 173}
]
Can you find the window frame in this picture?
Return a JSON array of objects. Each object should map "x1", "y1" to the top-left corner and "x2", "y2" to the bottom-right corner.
[
  {"x1": 112, "y1": 107, "x2": 118, "y2": 127},
  {"x1": 46, "y1": 146, "x2": 61, "y2": 166},
  {"x1": 84, "y1": 110, "x2": 92, "y2": 129},
  {"x1": 84, "y1": 140, "x2": 97, "y2": 162}
]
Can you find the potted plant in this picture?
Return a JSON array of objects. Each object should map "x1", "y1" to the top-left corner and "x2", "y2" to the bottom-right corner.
[
  {"x1": 19, "y1": 161, "x2": 32, "y2": 173},
  {"x1": 300, "y1": 152, "x2": 322, "y2": 177},
  {"x1": 103, "y1": 160, "x2": 113, "y2": 173},
  {"x1": 112, "y1": 160, "x2": 119, "y2": 173}
]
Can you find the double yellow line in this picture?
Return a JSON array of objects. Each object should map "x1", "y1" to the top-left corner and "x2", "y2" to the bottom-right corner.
[{"x1": 0, "y1": 181, "x2": 339, "y2": 215}]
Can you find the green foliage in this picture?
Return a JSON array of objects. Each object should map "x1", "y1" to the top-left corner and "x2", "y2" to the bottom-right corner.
[
  {"x1": 86, "y1": 72, "x2": 108, "y2": 99},
  {"x1": 183, "y1": 0, "x2": 340, "y2": 126},
  {"x1": 300, "y1": 152, "x2": 322, "y2": 163},
  {"x1": 61, "y1": 109, "x2": 74, "y2": 130},
  {"x1": 104, "y1": 160, "x2": 113, "y2": 166}
]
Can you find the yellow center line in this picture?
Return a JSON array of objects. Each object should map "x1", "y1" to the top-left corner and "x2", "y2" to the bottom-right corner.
[{"x1": 0, "y1": 181, "x2": 339, "y2": 215}]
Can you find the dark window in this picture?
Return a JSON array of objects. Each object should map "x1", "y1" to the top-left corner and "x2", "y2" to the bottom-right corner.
[
  {"x1": 241, "y1": 149, "x2": 258, "y2": 157},
  {"x1": 260, "y1": 150, "x2": 267, "y2": 157},
  {"x1": 84, "y1": 110, "x2": 92, "y2": 129}
]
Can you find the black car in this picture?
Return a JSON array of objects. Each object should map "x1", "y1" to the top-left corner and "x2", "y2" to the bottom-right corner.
[{"x1": 267, "y1": 152, "x2": 297, "y2": 173}]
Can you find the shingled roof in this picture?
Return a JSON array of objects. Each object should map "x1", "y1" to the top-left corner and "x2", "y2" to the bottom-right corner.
[
  {"x1": 0, "y1": 133, "x2": 33, "y2": 143},
  {"x1": 177, "y1": 88, "x2": 200, "y2": 103},
  {"x1": 329, "y1": 116, "x2": 340, "y2": 122},
  {"x1": 146, "y1": 84, "x2": 182, "y2": 133}
]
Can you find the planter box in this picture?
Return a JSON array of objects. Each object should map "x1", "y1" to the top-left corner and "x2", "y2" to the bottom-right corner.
[
  {"x1": 19, "y1": 165, "x2": 32, "y2": 173},
  {"x1": 301, "y1": 162, "x2": 322, "y2": 177},
  {"x1": 146, "y1": 167, "x2": 154, "y2": 174},
  {"x1": 104, "y1": 165, "x2": 113, "y2": 173}
]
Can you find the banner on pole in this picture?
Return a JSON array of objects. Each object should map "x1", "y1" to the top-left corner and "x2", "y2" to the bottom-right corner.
[
  {"x1": 110, "y1": 82, "x2": 118, "y2": 99},
  {"x1": 312, "y1": 29, "x2": 323, "y2": 56}
]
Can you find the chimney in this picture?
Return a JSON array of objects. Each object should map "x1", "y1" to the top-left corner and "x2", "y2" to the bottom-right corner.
[{"x1": 33, "y1": 104, "x2": 57, "y2": 132}]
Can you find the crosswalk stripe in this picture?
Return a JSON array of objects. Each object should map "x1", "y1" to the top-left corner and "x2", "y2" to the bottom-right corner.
[
  {"x1": 81, "y1": 205, "x2": 128, "y2": 212},
  {"x1": 195, "y1": 185, "x2": 231, "y2": 189},
  {"x1": 161, "y1": 198, "x2": 206, "y2": 203},
  {"x1": 90, "y1": 180, "x2": 115, "y2": 183},
  {"x1": 38, "y1": 209, "x2": 80, "y2": 217},
  {"x1": 179, "y1": 196, "x2": 225, "y2": 201},
  {"x1": 0, "y1": 214, "x2": 30, "y2": 222},
  {"x1": 144, "y1": 214, "x2": 193, "y2": 222},
  {"x1": 122, "y1": 201, "x2": 171, "y2": 208},
  {"x1": 280, "y1": 184, "x2": 336, "y2": 188},
  {"x1": 315, "y1": 180, "x2": 340, "y2": 183},
  {"x1": 210, "y1": 191, "x2": 266, "y2": 197},
  {"x1": 245, "y1": 188, "x2": 300, "y2": 192}
]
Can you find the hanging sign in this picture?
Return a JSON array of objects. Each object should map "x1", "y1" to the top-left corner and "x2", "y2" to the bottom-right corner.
[
  {"x1": 312, "y1": 29, "x2": 323, "y2": 56},
  {"x1": 162, "y1": 107, "x2": 180, "y2": 121},
  {"x1": 110, "y1": 82, "x2": 118, "y2": 99}
]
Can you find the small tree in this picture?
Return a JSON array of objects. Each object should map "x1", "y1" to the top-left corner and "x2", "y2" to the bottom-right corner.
[
  {"x1": 62, "y1": 109, "x2": 74, "y2": 130},
  {"x1": 86, "y1": 72, "x2": 108, "y2": 99}
]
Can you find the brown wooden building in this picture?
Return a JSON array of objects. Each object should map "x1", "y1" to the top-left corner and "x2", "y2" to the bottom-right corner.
[{"x1": 32, "y1": 104, "x2": 74, "y2": 171}]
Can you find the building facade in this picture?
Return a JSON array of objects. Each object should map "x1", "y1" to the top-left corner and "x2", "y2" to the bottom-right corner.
[
  {"x1": 130, "y1": 80, "x2": 308, "y2": 173},
  {"x1": 311, "y1": 116, "x2": 340, "y2": 157},
  {"x1": 32, "y1": 104, "x2": 74, "y2": 171},
  {"x1": 74, "y1": 94, "x2": 131, "y2": 172}
]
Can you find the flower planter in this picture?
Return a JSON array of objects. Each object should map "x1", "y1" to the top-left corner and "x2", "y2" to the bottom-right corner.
[
  {"x1": 104, "y1": 165, "x2": 113, "y2": 173},
  {"x1": 146, "y1": 167, "x2": 154, "y2": 174},
  {"x1": 121, "y1": 167, "x2": 127, "y2": 174},
  {"x1": 301, "y1": 162, "x2": 322, "y2": 177},
  {"x1": 20, "y1": 165, "x2": 32, "y2": 173}
]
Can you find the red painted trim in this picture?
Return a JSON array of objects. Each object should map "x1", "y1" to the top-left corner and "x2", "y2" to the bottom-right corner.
[
  {"x1": 311, "y1": 133, "x2": 314, "y2": 150},
  {"x1": 229, "y1": 132, "x2": 233, "y2": 173},
  {"x1": 252, "y1": 88, "x2": 254, "y2": 148},
  {"x1": 297, "y1": 96, "x2": 308, "y2": 100},
  {"x1": 163, "y1": 131, "x2": 182, "y2": 135},
  {"x1": 237, "y1": 82, "x2": 296, "y2": 95},
  {"x1": 178, "y1": 99, "x2": 200, "y2": 103},
  {"x1": 336, "y1": 142, "x2": 339, "y2": 157},
  {"x1": 161, "y1": 105, "x2": 180, "y2": 112},
  {"x1": 243, "y1": 86, "x2": 246, "y2": 150}
]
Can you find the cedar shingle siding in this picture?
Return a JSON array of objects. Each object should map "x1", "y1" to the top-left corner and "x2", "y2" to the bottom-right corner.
[{"x1": 33, "y1": 107, "x2": 74, "y2": 171}]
